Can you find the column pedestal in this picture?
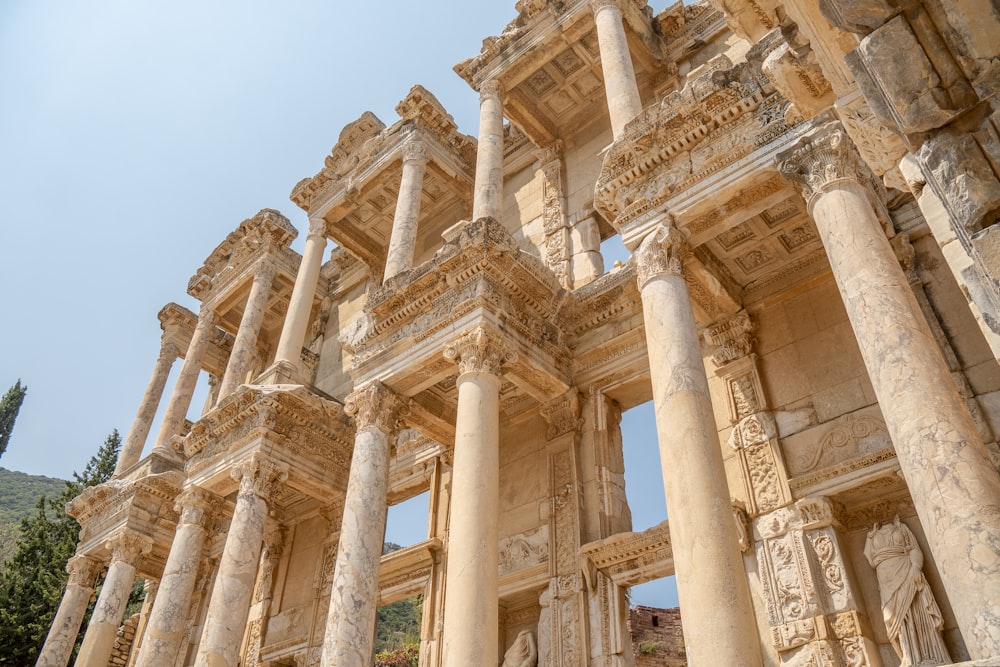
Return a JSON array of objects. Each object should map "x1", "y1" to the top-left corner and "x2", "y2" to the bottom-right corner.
[
  {"x1": 779, "y1": 123, "x2": 1000, "y2": 659},
  {"x1": 195, "y1": 455, "x2": 287, "y2": 667},
  {"x1": 440, "y1": 327, "x2": 515, "y2": 667},
  {"x1": 635, "y1": 222, "x2": 763, "y2": 666},
  {"x1": 76, "y1": 534, "x2": 152, "y2": 667},
  {"x1": 134, "y1": 487, "x2": 219, "y2": 667},
  {"x1": 320, "y1": 383, "x2": 407, "y2": 667},
  {"x1": 36, "y1": 555, "x2": 101, "y2": 667}
]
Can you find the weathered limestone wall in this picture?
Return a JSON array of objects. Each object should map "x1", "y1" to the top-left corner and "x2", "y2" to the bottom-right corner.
[
  {"x1": 315, "y1": 275, "x2": 368, "y2": 399},
  {"x1": 497, "y1": 414, "x2": 550, "y2": 555},
  {"x1": 629, "y1": 606, "x2": 686, "y2": 667}
]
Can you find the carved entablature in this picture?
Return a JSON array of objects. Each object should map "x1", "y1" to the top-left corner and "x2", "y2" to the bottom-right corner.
[
  {"x1": 187, "y1": 208, "x2": 298, "y2": 303},
  {"x1": 594, "y1": 52, "x2": 798, "y2": 231},
  {"x1": 156, "y1": 302, "x2": 234, "y2": 378},
  {"x1": 349, "y1": 217, "x2": 572, "y2": 406},
  {"x1": 579, "y1": 520, "x2": 674, "y2": 588},
  {"x1": 180, "y1": 384, "x2": 353, "y2": 498}
]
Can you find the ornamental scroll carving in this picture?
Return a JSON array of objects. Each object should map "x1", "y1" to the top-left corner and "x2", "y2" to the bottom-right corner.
[
  {"x1": 344, "y1": 382, "x2": 409, "y2": 436},
  {"x1": 443, "y1": 326, "x2": 518, "y2": 376},
  {"x1": 706, "y1": 310, "x2": 754, "y2": 367},
  {"x1": 634, "y1": 220, "x2": 688, "y2": 287},
  {"x1": 539, "y1": 391, "x2": 583, "y2": 441}
]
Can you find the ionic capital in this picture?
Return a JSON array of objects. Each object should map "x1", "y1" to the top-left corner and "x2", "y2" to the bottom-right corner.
[
  {"x1": 444, "y1": 326, "x2": 518, "y2": 377},
  {"x1": 106, "y1": 532, "x2": 153, "y2": 567},
  {"x1": 777, "y1": 121, "x2": 868, "y2": 208},
  {"x1": 480, "y1": 79, "x2": 504, "y2": 102},
  {"x1": 344, "y1": 382, "x2": 409, "y2": 435},
  {"x1": 402, "y1": 140, "x2": 429, "y2": 166},
  {"x1": 705, "y1": 311, "x2": 755, "y2": 367},
  {"x1": 175, "y1": 486, "x2": 222, "y2": 526},
  {"x1": 231, "y1": 454, "x2": 289, "y2": 502},
  {"x1": 634, "y1": 218, "x2": 688, "y2": 287},
  {"x1": 66, "y1": 555, "x2": 101, "y2": 587},
  {"x1": 308, "y1": 216, "x2": 327, "y2": 239}
]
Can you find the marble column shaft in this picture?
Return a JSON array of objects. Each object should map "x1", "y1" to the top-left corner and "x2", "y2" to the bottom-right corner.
[
  {"x1": 275, "y1": 219, "x2": 327, "y2": 370},
  {"x1": 134, "y1": 487, "x2": 218, "y2": 667},
  {"x1": 320, "y1": 383, "x2": 406, "y2": 667},
  {"x1": 218, "y1": 262, "x2": 276, "y2": 401},
  {"x1": 154, "y1": 307, "x2": 216, "y2": 451},
  {"x1": 635, "y1": 222, "x2": 762, "y2": 667},
  {"x1": 440, "y1": 327, "x2": 515, "y2": 667},
  {"x1": 591, "y1": 0, "x2": 643, "y2": 140},
  {"x1": 195, "y1": 456, "x2": 287, "y2": 667},
  {"x1": 472, "y1": 81, "x2": 505, "y2": 222},
  {"x1": 780, "y1": 123, "x2": 1000, "y2": 659},
  {"x1": 36, "y1": 555, "x2": 101, "y2": 667},
  {"x1": 384, "y1": 141, "x2": 429, "y2": 282},
  {"x1": 116, "y1": 340, "x2": 180, "y2": 475},
  {"x1": 75, "y1": 534, "x2": 152, "y2": 667}
]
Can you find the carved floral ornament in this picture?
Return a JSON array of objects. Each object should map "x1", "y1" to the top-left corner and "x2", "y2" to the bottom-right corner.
[
  {"x1": 402, "y1": 140, "x2": 429, "y2": 165},
  {"x1": 231, "y1": 454, "x2": 289, "y2": 502},
  {"x1": 344, "y1": 381, "x2": 409, "y2": 435},
  {"x1": 777, "y1": 121, "x2": 867, "y2": 208},
  {"x1": 443, "y1": 326, "x2": 518, "y2": 377},
  {"x1": 106, "y1": 532, "x2": 153, "y2": 566},
  {"x1": 633, "y1": 218, "x2": 690, "y2": 288},
  {"x1": 66, "y1": 555, "x2": 102, "y2": 587}
]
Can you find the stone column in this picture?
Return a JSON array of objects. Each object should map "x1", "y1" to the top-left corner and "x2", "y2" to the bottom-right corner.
[
  {"x1": 384, "y1": 141, "x2": 429, "y2": 282},
  {"x1": 320, "y1": 382, "x2": 407, "y2": 667},
  {"x1": 134, "y1": 487, "x2": 219, "y2": 667},
  {"x1": 218, "y1": 262, "x2": 277, "y2": 401},
  {"x1": 472, "y1": 80, "x2": 505, "y2": 221},
  {"x1": 274, "y1": 218, "x2": 327, "y2": 371},
  {"x1": 779, "y1": 122, "x2": 1000, "y2": 660},
  {"x1": 591, "y1": 0, "x2": 643, "y2": 140},
  {"x1": 194, "y1": 455, "x2": 287, "y2": 667},
  {"x1": 76, "y1": 533, "x2": 152, "y2": 667},
  {"x1": 153, "y1": 307, "x2": 217, "y2": 452},
  {"x1": 634, "y1": 221, "x2": 762, "y2": 666},
  {"x1": 440, "y1": 326, "x2": 516, "y2": 667},
  {"x1": 36, "y1": 555, "x2": 101, "y2": 667},
  {"x1": 116, "y1": 340, "x2": 180, "y2": 476}
]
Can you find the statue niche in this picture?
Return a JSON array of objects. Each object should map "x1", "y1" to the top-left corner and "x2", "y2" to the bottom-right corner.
[{"x1": 864, "y1": 516, "x2": 950, "y2": 666}]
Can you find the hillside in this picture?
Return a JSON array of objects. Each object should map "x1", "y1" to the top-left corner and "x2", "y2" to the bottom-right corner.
[{"x1": 0, "y1": 467, "x2": 68, "y2": 563}]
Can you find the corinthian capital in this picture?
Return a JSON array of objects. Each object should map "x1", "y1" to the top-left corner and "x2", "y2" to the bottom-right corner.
[
  {"x1": 634, "y1": 218, "x2": 688, "y2": 288},
  {"x1": 308, "y1": 216, "x2": 327, "y2": 238},
  {"x1": 402, "y1": 140, "x2": 429, "y2": 165},
  {"x1": 66, "y1": 555, "x2": 101, "y2": 587},
  {"x1": 232, "y1": 454, "x2": 289, "y2": 502},
  {"x1": 777, "y1": 121, "x2": 868, "y2": 207},
  {"x1": 344, "y1": 381, "x2": 409, "y2": 435},
  {"x1": 443, "y1": 326, "x2": 518, "y2": 376},
  {"x1": 480, "y1": 79, "x2": 503, "y2": 102},
  {"x1": 175, "y1": 486, "x2": 222, "y2": 526},
  {"x1": 590, "y1": 0, "x2": 622, "y2": 14},
  {"x1": 106, "y1": 532, "x2": 153, "y2": 566}
]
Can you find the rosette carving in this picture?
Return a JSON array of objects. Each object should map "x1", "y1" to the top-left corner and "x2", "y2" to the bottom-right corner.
[
  {"x1": 634, "y1": 219, "x2": 688, "y2": 287},
  {"x1": 443, "y1": 326, "x2": 518, "y2": 376},
  {"x1": 344, "y1": 382, "x2": 409, "y2": 435}
]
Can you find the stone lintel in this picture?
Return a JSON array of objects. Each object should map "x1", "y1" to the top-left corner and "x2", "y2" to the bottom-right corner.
[
  {"x1": 579, "y1": 519, "x2": 674, "y2": 588},
  {"x1": 377, "y1": 538, "x2": 441, "y2": 607}
]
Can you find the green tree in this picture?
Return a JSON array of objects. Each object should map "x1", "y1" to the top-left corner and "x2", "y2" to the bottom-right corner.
[
  {"x1": 0, "y1": 380, "x2": 27, "y2": 459},
  {"x1": 0, "y1": 429, "x2": 121, "y2": 666}
]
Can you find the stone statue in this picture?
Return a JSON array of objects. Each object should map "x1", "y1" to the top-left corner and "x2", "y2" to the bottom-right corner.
[
  {"x1": 501, "y1": 629, "x2": 537, "y2": 667},
  {"x1": 864, "y1": 516, "x2": 950, "y2": 666}
]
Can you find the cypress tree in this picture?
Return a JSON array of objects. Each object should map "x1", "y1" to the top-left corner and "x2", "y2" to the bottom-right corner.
[{"x1": 0, "y1": 380, "x2": 27, "y2": 459}]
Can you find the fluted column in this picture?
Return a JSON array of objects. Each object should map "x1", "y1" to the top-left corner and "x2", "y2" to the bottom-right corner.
[
  {"x1": 218, "y1": 262, "x2": 277, "y2": 401},
  {"x1": 116, "y1": 340, "x2": 180, "y2": 476},
  {"x1": 36, "y1": 555, "x2": 101, "y2": 667},
  {"x1": 384, "y1": 141, "x2": 429, "y2": 282},
  {"x1": 320, "y1": 382, "x2": 407, "y2": 667},
  {"x1": 274, "y1": 218, "x2": 327, "y2": 370},
  {"x1": 472, "y1": 80, "x2": 505, "y2": 221},
  {"x1": 153, "y1": 307, "x2": 217, "y2": 453},
  {"x1": 76, "y1": 533, "x2": 152, "y2": 667},
  {"x1": 134, "y1": 487, "x2": 220, "y2": 667},
  {"x1": 440, "y1": 326, "x2": 516, "y2": 667},
  {"x1": 779, "y1": 122, "x2": 1000, "y2": 660},
  {"x1": 195, "y1": 455, "x2": 287, "y2": 667},
  {"x1": 635, "y1": 221, "x2": 762, "y2": 667},
  {"x1": 591, "y1": 0, "x2": 642, "y2": 140}
]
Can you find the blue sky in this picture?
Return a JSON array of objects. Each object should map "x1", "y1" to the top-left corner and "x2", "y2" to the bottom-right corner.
[{"x1": 0, "y1": 0, "x2": 675, "y2": 607}]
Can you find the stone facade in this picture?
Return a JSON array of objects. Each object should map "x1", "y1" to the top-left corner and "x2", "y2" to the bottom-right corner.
[{"x1": 41, "y1": 1, "x2": 1000, "y2": 666}]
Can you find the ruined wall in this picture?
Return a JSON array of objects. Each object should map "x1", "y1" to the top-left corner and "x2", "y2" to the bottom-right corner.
[{"x1": 629, "y1": 606, "x2": 686, "y2": 667}]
